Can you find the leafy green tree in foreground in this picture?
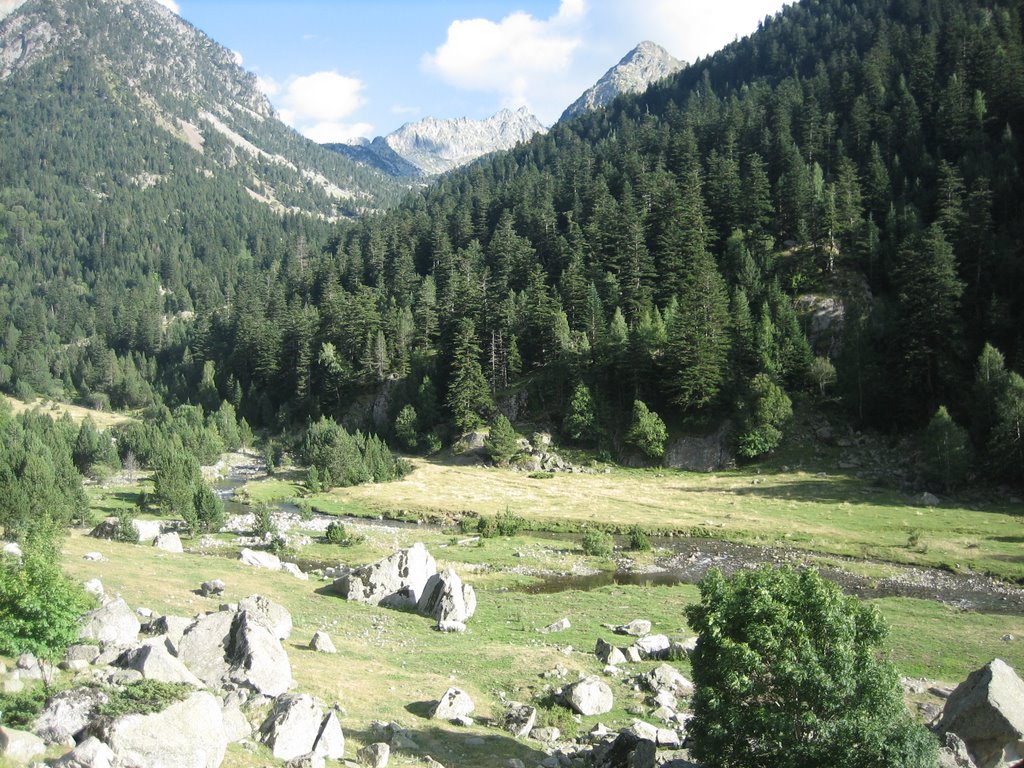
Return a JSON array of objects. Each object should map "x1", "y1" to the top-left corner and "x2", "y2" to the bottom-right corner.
[
  {"x1": 685, "y1": 566, "x2": 937, "y2": 768},
  {"x1": 922, "y1": 405, "x2": 972, "y2": 491},
  {"x1": 485, "y1": 414, "x2": 519, "y2": 466},
  {"x1": 0, "y1": 528, "x2": 92, "y2": 661}
]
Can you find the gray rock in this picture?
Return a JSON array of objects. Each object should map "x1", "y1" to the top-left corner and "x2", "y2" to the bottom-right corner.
[
  {"x1": 0, "y1": 726, "x2": 45, "y2": 763},
  {"x1": 132, "y1": 519, "x2": 162, "y2": 542},
  {"x1": 919, "y1": 492, "x2": 942, "y2": 507},
  {"x1": 80, "y1": 598, "x2": 140, "y2": 646},
  {"x1": 657, "y1": 728, "x2": 681, "y2": 748},
  {"x1": 221, "y1": 699, "x2": 252, "y2": 743},
  {"x1": 627, "y1": 720, "x2": 659, "y2": 742},
  {"x1": 260, "y1": 694, "x2": 325, "y2": 761},
  {"x1": 503, "y1": 702, "x2": 537, "y2": 738},
  {"x1": 147, "y1": 615, "x2": 193, "y2": 653},
  {"x1": 227, "y1": 610, "x2": 293, "y2": 697},
  {"x1": 177, "y1": 611, "x2": 235, "y2": 688},
  {"x1": 334, "y1": 543, "x2": 436, "y2": 609},
  {"x1": 153, "y1": 532, "x2": 184, "y2": 553},
  {"x1": 417, "y1": 568, "x2": 476, "y2": 625},
  {"x1": 239, "y1": 547, "x2": 282, "y2": 570},
  {"x1": 595, "y1": 638, "x2": 627, "y2": 666},
  {"x1": 309, "y1": 631, "x2": 336, "y2": 653},
  {"x1": 564, "y1": 676, "x2": 613, "y2": 716},
  {"x1": 592, "y1": 731, "x2": 657, "y2": 768},
  {"x1": 530, "y1": 726, "x2": 560, "y2": 743},
  {"x1": 83, "y1": 552, "x2": 105, "y2": 561},
  {"x1": 285, "y1": 753, "x2": 325, "y2": 768},
  {"x1": 645, "y1": 664, "x2": 694, "y2": 697},
  {"x1": 939, "y1": 732, "x2": 978, "y2": 768},
  {"x1": 2, "y1": 541, "x2": 22, "y2": 558},
  {"x1": 634, "y1": 634, "x2": 671, "y2": 659},
  {"x1": 313, "y1": 709, "x2": 345, "y2": 760},
  {"x1": 115, "y1": 643, "x2": 204, "y2": 686},
  {"x1": 663, "y1": 422, "x2": 734, "y2": 472},
  {"x1": 357, "y1": 742, "x2": 391, "y2": 768},
  {"x1": 237, "y1": 594, "x2": 293, "y2": 640},
  {"x1": 540, "y1": 618, "x2": 571, "y2": 634},
  {"x1": 430, "y1": 687, "x2": 475, "y2": 721},
  {"x1": 50, "y1": 735, "x2": 116, "y2": 768},
  {"x1": 64, "y1": 644, "x2": 101, "y2": 665},
  {"x1": 199, "y1": 580, "x2": 225, "y2": 597},
  {"x1": 561, "y1": 42, "x2": 683, "y2": 121},
  {"x1": 104, "y1": 691, "x2": 226, "y2": 768},
  {"x1": 282, "y1": 562, "x2": 309, "y2": 580},
  {"x1": 435, "y1": 620, "x2": 467, "y2": 633},
  {"x1": 611, "y1": 619, "x2": 651, "y2": 637},
  {"x1": 679, "y1": 636, "x2": 698, "y2": 656},
  {"x1": 937, "y1": 658, "x2": 1024, "y2": 768},
  {"x1": 33, "y1": 687, "x2": 109, "y2": 745}
]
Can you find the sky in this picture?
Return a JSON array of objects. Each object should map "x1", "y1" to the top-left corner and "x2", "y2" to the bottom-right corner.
[{"x1": 155, "y1": 0, "x2": 789, "y2": 142}]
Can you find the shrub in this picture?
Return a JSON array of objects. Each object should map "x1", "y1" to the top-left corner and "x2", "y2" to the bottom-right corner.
[
  {"x1": 325, "y1": 521, "x2": 346, "y2": 544},
  {"x1": 477, "y1": 515, "x2": 498, "y2": 538},
  {"x1": 98, "y1": 680, "x2": 193, "y2": 719},
  {"x1": 626, "y1": 400, "x2": 667, "y2": 460},
  {"x1": 485, "y1": 414, "x2": 519, "y2": 466},
  {"x1": 113, "y1": 510, "x2": 139, "y2": 544},
  {"x1": 251, "y1": 503, "x2": 277, "y2": 538},
  {"x1": 685, "y1": 566, "x2": 938, "y2": 768},
  {"x1": 922, "y1": 405, "x2": 971, "y2": 491},
  {"x1": 627, "y1": 524, "x2": 651, "y2": 551},
  {"x1": 581, "y1": 528, "x2": 614, "y2": 557},
  {"x1": 495, "y1": 510, "x2": 526, "y2": 537},
  {"x1": 0, "y1": 683, "x2": 49, "y2": 728}
]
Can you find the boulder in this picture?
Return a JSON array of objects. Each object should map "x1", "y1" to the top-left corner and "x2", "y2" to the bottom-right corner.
[
  {"x1": 430, "y1": 687, "x2": 475, "y2": 721},
  {"x1": 33, "y1": 686, "x2": 109, "y2": 745},
  {"x1": 357, "y1": 742, "x2": 391, "y2": 768},
  {"x1": 237, "y1": 594, "x2": 293, "y2": 640},
  {"x1": 50, "y1": 736, "x2": 115, "y2": 768},
  {"x1": 919, "y1": 492, "x2": 942, "y2": 507},
  {"x1": 335, "y1": 543, "x2": 437, "y2": 609},
  {"x1": 79, "y1": 598, "x2": 140, "y2": 646},
  {"x1": 540, "y1": 618, "x2": 571, "y2": 634},
  {"x1": 227, "y1": 610, "x2": 293, "y2": 697},
  {"x1": 645, "y1": 664, "x2": 694, "y2": 697},
  {"x1": 83, "y1": 578, "x2": 104, "y2": 601},
  {"x1": 0, "y1": 726, "x2": 45, "y2": 763},
  {"x1": 177, "y1": 610, "x2": 236, "y2": 688},
  {"x1": 104, "y1": 691, "x2": 226, "y2": 768},
  {"x1": 239, "y1": 548, "x2": 282, "y2": 570},
  {"x1": 260, "y1": 694, "x2": 325, "y2": 761},
  {"x1": 417, "y1": 568, "x2": 476, "y2": 625},
  {"x1": 611, "y1": 619, "x2": 651, "y2": 637},
  {"x1": 285, "y1": 754, "x2": 325, "y2": 768},
  {"x1": 595, "y1": 639, "x2": 627, "y2": 666},
  {"x1": 939, "y1": 732, "x2": 978, "y2": 768},
  {"x1": 2, "y1": 541, "x2": 22, "y2": 558},
  {"x1": 282, "y1": 562, "x2": 309, "y2": 580},
  {"x1": 634, "y1": 634, "x2": 671, "y2": 659},
  {"x1": 313, "y1": 709, "x2": 345, "y2": 760},
  {"x1": 153, "y1": 532, "x2": 184, "y2": 553},
  {"x1": 435, "y1": 620, "x2": 467, "y2": 633},
  {"x1": 530, "y1": 726, "x2": 560, "y2": 743},
  {"x1": 221, "y1": 699, "x2": 252, "y2": 743},
  {"x1": 592, "y1": 731, "x2": 657, "y2": 768},
  {"x1": 147, "y1": 615, "x2": 193, "y2": 653},
  {"x1": 199, "y1": 580, "x2": 225, "y2": 597},
  {"x1": 663, "y1": 423, "x2": 733, "y2": 472},
  {"x1": 564, "y1": 676, "x2": 613, "y2": 716},
  {"x1": 115, "y1": 643, "x2": 204, "y2": 686},
  {"x1": 937, "y1": 658, "x2": 1024, "y2": 768},
  {"x1": 132, "y1": 519, "x2": 162, "y2": 542},
  {"x1": 64, "y1": 644, "x2": 101, "y2": 665},
  {"x1": 503, "y1": 702, "x2": 537, "y2": 738},
  {"x1": 310, "y1": 631, "x2": 336, "y2": 654}
]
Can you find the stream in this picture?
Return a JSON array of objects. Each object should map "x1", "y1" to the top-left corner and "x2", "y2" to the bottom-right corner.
[{"x1": 213, "y1": 464, "x2": 1024, "y2": 617}]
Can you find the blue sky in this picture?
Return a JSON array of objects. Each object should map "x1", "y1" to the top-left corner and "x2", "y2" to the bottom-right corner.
[{"x1": 159, "y1": 0, "x2": 788, "y2": 141}]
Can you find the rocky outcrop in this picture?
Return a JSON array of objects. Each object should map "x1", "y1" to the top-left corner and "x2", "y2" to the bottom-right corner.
[
  {"x1": 176, "y1": 610, "x2": 235, "y2": 688},
  {"x1": 114, "y1": 643, "x2": 204, "y2": 686},
  {"x1": 226, "y1": 610, "x2": 293, "y2": 697},
  {"x1": 357, "y1": 742, "x2": 390, "y2": 768},
  {"x1": 79, "y1": 598, "x2": 141, "y2": 646},
  {"x1": 50, "y1": 736, "x2": 115, "y2": 768},
  {"x1": 103, "y1": 691, "x2": 226, "y2": 768},
  {"x1": 0, "y1": 725, "x2": 46, "y2": 763},
  {"x1": 937, "y1": 659, "x2": 1024, "y2": 768},
  {"x1": 237, "y1": 594, "x2": 293, "y2": 640},
  {"x1": 334, "y1": 543, "x2": 437, "y2": 610},
  {"x1": 260, "y1": 694, "x2": 341, "y2": 762},
  {"x1": 153, "y1": 532, "x2": 184, "y2": 553},
  {"x1": 430, "y1": 688, "x2": 475, "y2": 722},
  {"x1": 503, "y1": 702, "x2": 537, "y2": 738},
  {"x1": 34, "y1": 687, "x2": 110, "y2": 746},
  {"x1": 664, "y1": 423, "x2": 734, "y2": 472},
  {"x1": 561, "y1": 41, "x2": 683, "y2": 122}
]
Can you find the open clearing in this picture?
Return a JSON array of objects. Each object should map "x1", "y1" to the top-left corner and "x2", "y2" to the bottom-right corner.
[{"x1": 2, "y1": 394, "x2": 137, "y2": 429}]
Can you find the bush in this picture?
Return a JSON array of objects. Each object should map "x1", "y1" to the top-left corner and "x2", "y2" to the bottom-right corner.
[
  {"x1": 580, "y1": 528, "x2": 614, "y2": 557},
  {"x1": 113, "y1": 510, "x2": 140, "y2": 543},
  {"x1": 626, "y1": 400, "x2": 667, "y2": 460},
  {"x1": 98, "y1": 680, "x2": 193, "y2": 719},
  {"x1": 477, "y1": 515, "x2": 498, "y2": 538},
  {"x1": 251, "y1": 503, "x2": 277, "y2": 538},
  {"x1": 627, "y1": 524, "x2": 651, "y2": 551},
  {"x1": 685, "y1": 566, "x2": 938, "y2": 768},
  {"x1": 0, "y1": 683, "x2": 49, "y2": 728},
  {"x1": 495, "y1": 510, "x2": 526, "y2": 537}
]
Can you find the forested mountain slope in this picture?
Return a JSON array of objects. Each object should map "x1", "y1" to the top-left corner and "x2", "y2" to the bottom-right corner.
[{"x1": 2, "y1": 0, "x2": 1022, "y2": 485}]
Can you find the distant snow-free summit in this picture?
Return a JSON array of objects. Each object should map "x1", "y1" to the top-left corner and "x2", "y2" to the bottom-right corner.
[
  {"x1": 328, "y1": 107, "x2": 546, "y2": 178},
  {"x1": 560, "y1": 41, "x2": 684, "y2": 122}
]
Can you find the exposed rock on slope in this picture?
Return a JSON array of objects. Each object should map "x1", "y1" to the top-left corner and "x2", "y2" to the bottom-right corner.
[{"x1": 561, "y1": 41, "x2": 683, "y2": 122}]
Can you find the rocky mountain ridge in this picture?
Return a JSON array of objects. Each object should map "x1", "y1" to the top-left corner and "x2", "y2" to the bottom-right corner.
[
  {"x1": 329, "y1": 106, "x2": 547, "y2": 177},
  {"x1": 0, "y1": 0, "x2": 401, "y2": 217},
  {"x1": 561, "y1": 40, "x2": 684, "y2": 122}
]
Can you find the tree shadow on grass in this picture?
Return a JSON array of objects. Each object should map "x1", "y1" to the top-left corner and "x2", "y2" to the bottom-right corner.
[{"x1": 343, "y1": 721, "x2": 549, "y2": 767}]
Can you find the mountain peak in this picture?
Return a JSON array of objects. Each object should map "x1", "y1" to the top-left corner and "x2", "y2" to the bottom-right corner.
[{"x1": 560, "y1": 40, "x2": 683, "y2": 122}]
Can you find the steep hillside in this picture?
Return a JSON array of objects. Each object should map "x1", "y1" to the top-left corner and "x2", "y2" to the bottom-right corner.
[
  {"x1": 329, "y1": 107, "x2": 546, "y2": 177},
  {"x1": 560, "y1": 40, "x2": 684, "y2": 122}
]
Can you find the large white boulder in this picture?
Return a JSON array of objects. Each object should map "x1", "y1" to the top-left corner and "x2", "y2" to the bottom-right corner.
[
  {"x1": 104, "y1": 691, "x2": 226, "y2": 768},
  {"x1": 937, "y1": 658, "x2": 1024, "y2": 768},
  {"x1": 238, "y1": 548, "x2": 281, "y2": 570},
  {"x1": 260, "y1": 694, "x2": 324, "y2": 761},
  {"x1": 417, "y1": 568, "x2": 476, "y2": 624},
  {"x1": 430, "y1": 688, "x2": 475, "y2": 722},
  {"x1": 334, "y1": 542, "x2": 436, "y2": 608},
  {"x1": 564, "y1": 676, "x2": 613, "y2": 716},
  {"x1": 80, "y1": 598, "x2": 140, "y2": 646}
]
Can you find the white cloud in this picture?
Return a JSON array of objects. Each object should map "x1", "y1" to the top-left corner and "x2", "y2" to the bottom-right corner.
[
  {"x1": 231, "y1": 50, "x2": 244, "y2": 67},
  {"x1": 153, "y1": 0, "x2": 180, "y2": 14},
  {"x1": 269, "y1": 71, "x2": 373, "y2": 143},
  {"x1": 423, "y1": 0, "x2": 583, "y2": 112}
]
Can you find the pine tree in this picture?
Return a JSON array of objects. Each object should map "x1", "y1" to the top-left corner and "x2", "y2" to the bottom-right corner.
[{"x1": 445, "y1": 318, "x2": 492, "y2": 432}]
